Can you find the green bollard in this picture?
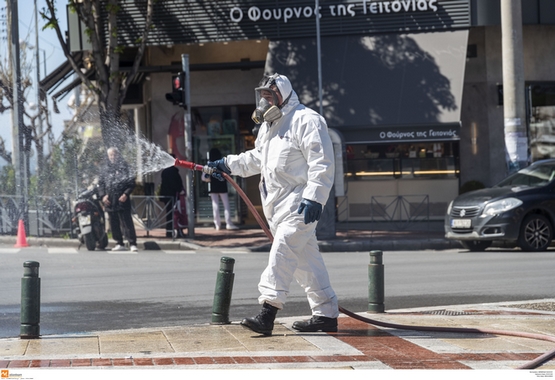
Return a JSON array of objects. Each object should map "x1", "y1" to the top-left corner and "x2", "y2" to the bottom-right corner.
[
  {"x1": 211, "y1": 257, "x2": 235, "y2": 324},
  {"x1": 368, "y1": 250, "x2": 385, "y2": 313},
  {"x1": 20, "y1": 261, "x2": 41, "y2": 339}
]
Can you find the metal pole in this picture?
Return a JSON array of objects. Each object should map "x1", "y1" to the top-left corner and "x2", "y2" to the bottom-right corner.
[
  {"x1": 315, "y1": 0, "x2": 323, "y2": 116},
  {"x1": 182, "y1": 54, "x2": 195, "y2": 238},
  {"x1": 42, "y1": 49, "x2": 52, "y2": 152},
  {"x1": 8, "y1": 0, "x2": 26, "y2": 205},
  {"x1": 34, "y1": 1, "x2": 42, "y2": 150},
  {"x1": 368, "y1": 250, "x2": 385, "y2": 313},
  {"x1": 501, "y1": 0, "x2": 527, "y2": 174},
  {"x1": 20, "y1": 261, "x2": 40, "y2": 339},
  {"x1": 211, "y1": 257, "x2": 235, "y2": 324}
]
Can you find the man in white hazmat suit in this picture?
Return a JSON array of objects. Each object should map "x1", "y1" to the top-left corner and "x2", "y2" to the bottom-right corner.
[{"x1": 207, "y1": 73, "x2": 339, "y2": 336}]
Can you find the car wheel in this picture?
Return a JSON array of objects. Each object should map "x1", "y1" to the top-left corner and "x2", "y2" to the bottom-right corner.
[
  {"x1": 460, "y1": 240, "x2": 492, "y2": 252},
  {"x1": 518, "y1": 214, "x2": 552, "y2": 252}
]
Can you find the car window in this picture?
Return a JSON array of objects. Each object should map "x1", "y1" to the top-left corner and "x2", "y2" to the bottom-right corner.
[{"x1": 496, "y1": 164, "x2": 555, "y2": 188}]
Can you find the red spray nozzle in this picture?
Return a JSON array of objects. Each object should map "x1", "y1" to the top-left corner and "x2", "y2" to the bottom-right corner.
[
  {"x1": 174, "y1": 158, "x2": 215, "y2": 175},
  {"x1": 174, "y1": 158, "x2": 196, "y2": 170}
]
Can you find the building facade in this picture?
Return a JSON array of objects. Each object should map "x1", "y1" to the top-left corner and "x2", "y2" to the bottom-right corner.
[{"x1": 54, "y1": 0, "x2": 555, "y2": 226}]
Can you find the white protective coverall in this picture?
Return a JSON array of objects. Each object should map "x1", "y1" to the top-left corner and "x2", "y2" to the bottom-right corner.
[{"x1": 225, "y1": 75, "x2": 339, "y2": 318}]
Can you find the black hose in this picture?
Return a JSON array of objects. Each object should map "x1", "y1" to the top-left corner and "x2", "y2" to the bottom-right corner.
[{"x1": 339, "y1": 306, "x2": 555, "y2": 369}]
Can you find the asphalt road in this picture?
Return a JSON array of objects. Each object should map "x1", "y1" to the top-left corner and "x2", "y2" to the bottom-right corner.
[{"x1": 1, "y1": 245, "x2": 554, "y2": 338}]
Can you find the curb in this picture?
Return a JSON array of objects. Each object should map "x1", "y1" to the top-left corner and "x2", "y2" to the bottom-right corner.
[
  {"x1": 0, "y1": 236, "x2": 461, "y2": 252},
  {"x1": 317, "y1": 238, "x2": 462, "y2": 252}
]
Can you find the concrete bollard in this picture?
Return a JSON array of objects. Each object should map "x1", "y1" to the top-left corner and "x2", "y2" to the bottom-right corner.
[
  {"x1": 368, "y1": 250, "x2": 385, "y2": 313},
  {"x1": 20, "y1": 261, "x2": 41, "y2": 339},
  {"x1": 211, "y1": 257, "x2": 235, "y2": 324}
]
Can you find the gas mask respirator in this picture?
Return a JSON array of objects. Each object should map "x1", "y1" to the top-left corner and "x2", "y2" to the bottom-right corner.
[
  {"x1": 251, "y1": 75, "x2": 284, "y2": 124},
  {"x1": 251, "y1": 97, "x2": 282, "y2": 124}
]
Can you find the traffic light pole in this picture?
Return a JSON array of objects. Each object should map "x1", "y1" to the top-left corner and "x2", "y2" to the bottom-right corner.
[{"x1": 181, "y1": 54, "x2": 195, "y2": 238}]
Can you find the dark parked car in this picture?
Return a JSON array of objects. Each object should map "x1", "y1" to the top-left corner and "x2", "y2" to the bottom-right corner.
[{"x1": 445, "y1": 159, "x2": 555, "y2": 252}]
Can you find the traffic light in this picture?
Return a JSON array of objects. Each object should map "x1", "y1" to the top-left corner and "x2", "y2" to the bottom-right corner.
[{"x1": 165, "y1": 72, "x2": 186, "y2": 108}]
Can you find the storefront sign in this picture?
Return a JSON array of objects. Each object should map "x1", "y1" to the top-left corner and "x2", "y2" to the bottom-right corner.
[
  {"x1": 230, "y1": 0, "x2": 439, "y2": 24},
  {"x1": 342, "y1": 124, "x2": 460, "y2": 143},
  {"x1": 378, "y1": 128, "x2": 458, "y2": 141},
  {"x1": 114, "y1": 0, "x2": 470, "y2": 46}
]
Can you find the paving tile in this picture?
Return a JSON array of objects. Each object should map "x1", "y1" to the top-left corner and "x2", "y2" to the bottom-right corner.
[
  {"x1": 311, "y1": 355, "x2": 344, "y2": 362},
  {"x1": 92, "y1": 358, "x2": 112, "y2": 366},
  {"x1": 133, "y1": 358, "x2": 154, "y2": 366},
  {"x1": 231, "y1": 356, "x2": 256, "y2": 364},
  {"x1": 99, "y1": 331, "x2": 173, "y2": 355},
  {"x1": 29, "y1": 360, "x2": 50, "y2": 367},
  {"x1": 111, "y1": 358, "x2": 133, "y2": 366},
  {"x1": 153, "y1": 357, "x2": 174, "y2": 366},
  {"x1": 164, "y1": 325, "x2": 245, "y2": 353},
  {"x1": 289, "y1": 355, "x2": 316, "y2": 362},
  {"x1": 252, "y1": 356, "x2": 277, "y2": 364},
  {"x1": 0, "y1": 339, "x2": 29, "y2": 357},
  {"x1": 193, "y1": 357, "x2": 215, "y2": 365},
  {"x1": 212, "y1": 356, "x2": 236, "y2": 364},
  {"x1": 26, "y1": 337, "x2": 99, "y2": 356},
  {"x1": 237, "y1": 325, "x2": 320, "y2": 353},
  {"x1": 173, "y1": 357, "x2": 195, "y2": 365},
  {"x1": 8, "y1": 360, "x2": 30, "y2": 368},
  {"x1": 71, "y1": 359, "x2": 92, "y2": 367},
  {"x1": 49, "y1": 359, "x2": 71, "y2": 367},
  {"x1": 422, "y1": 360, "x2": 470, "y2": 370}
]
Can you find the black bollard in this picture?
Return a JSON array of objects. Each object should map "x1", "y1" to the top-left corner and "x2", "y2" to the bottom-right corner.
[
  {"x1": 368, "y1": 250, "x2": 385, "y2": 313},
  {"x1": 211, "y1": 257, "x2": 235, "y2": 324},
  {"x1": 20, "y1": 261, "x2": 41, "y2": 339}
]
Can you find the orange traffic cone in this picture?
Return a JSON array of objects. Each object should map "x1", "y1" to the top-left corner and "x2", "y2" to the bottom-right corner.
[{"x1": 14, "y1": 219, "x2": 29, "y2": 248}]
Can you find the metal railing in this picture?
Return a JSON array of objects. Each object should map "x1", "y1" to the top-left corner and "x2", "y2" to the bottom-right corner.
[
  {"x1": 0, "y1": 195, "x2": 74, "y2": 237},
  {"x1": 131, "y1": 195, "x2": 174, "y2": 236},
  {"x1": 0, "y1": 194, "x2": 175, "y2": 238},
  {"x1": 370, "y1": 195, "x2": 430, "y2": 230}
]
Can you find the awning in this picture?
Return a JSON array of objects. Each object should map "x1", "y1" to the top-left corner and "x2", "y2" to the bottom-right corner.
[
  {"x1": 39, "y1": 52, "x2": 84, "y2": 101},
  {"x1": 265, "y1": 30, "x2": 469, "y2": 144}
]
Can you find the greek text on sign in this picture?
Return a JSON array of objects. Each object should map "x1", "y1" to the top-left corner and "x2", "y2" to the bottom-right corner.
[
  {"x1": 230, "y1": 0, "x2": 439, "y2": 23},
  {"x1": 378, "y1": 129, "x2": 459, "y2": 140}
]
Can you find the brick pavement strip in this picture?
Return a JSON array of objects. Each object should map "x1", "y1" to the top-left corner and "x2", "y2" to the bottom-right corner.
[
  {"x1": 0, "y1": 352, "x2": 547, "y2": 369},
  {"x1": 1, "y1": 317, "x2": 553, "y2": 369}
]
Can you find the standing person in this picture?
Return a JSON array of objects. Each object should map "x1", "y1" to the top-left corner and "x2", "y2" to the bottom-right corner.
[
  {"x1": 159, "y1": 154, "x2": 185, "y2": 237},
  {"x1": 98, "y1": 147, "x2": 138, "y2": 252},
  {"x1": 208, "y1": 73, "x2": 338, "y2": 336},
  {"x1": 204, "y1": 148, "x2": 238, "y2": 231}
]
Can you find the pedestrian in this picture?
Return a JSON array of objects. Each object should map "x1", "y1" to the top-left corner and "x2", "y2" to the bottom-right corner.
[
  {"x1": 98, "y1": 147, "x2": 138, "y2": 252},
  {"x1": 159, "y1": 154, "x2": 185, "y2": 237},
  {"x1": 207, "y1": 73, "x2": 338, "y2": 335},
  {"x1": 203, "y1": 148, "x2": 238, "y2": 231}
]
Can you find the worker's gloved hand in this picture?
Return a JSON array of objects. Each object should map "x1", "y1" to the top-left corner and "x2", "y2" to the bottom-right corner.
[
  {"x1": 297, "y1": 199, "x2": 322, "y2": 224},
  {"x1": 207, "y1": 158, "x2": 231, "y2": 182}
]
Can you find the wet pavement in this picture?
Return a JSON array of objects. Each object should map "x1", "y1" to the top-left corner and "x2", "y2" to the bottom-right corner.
[{"x1": 1, "y1": 300, "x2": 555, "y2": 371}]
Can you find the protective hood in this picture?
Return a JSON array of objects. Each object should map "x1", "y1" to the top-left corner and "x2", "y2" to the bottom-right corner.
[{"x1": 274, "y1": 74, "x2": 299, "y2": 117}]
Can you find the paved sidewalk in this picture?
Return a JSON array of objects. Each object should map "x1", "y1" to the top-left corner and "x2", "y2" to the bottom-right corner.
[
  {"x1": 0, "y1": 221, "x2": 462, "y2": 252},
  {"x1": 1, "y1": 300, "x2": 555, "y2": 371}
]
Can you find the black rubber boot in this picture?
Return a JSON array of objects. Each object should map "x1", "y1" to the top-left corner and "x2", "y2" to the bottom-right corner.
[
  {"x1": 241, "y1": 303, "x2": 279, "y2": 336},
  {"x1": 292, "y1": 316, "x2": 338, "y2": 332}
]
